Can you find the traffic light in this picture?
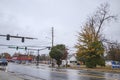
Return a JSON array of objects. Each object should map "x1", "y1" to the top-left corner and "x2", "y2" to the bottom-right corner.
[
  {"x1": 6, "y1": 34, "x2": 10, "y2": 40},
  {"x1": 21, "y1": 37, "x2": 24, "y2": 42},
  {"x1": 47, "y1": 47, "x2": 51, "y2": 50},
  {"x1": 25, "y1": 47, "x2": 27, "y2": 50},
  {"x1": 16, "y1": 46, "x2": 18, "y2": 50}
]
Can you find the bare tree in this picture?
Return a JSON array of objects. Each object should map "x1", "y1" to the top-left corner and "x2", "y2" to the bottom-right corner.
[
  {"x1": 106, "y1": 41, "x2": 120, "y2": 61},
  {"x1": 87, "y1": 3, "x2": 116, "y2": 40}
]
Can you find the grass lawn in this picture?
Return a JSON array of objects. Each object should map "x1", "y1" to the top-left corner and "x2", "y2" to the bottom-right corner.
[{"x1": 69, "y1": 65, "x2": 120, "y2": 73}]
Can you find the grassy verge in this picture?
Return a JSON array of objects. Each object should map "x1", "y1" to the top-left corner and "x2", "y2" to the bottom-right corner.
[{"x1": 68, "y1": 65, "x2": 120, "y2": 73}]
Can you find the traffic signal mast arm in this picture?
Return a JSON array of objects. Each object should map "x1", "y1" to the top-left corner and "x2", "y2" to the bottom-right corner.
[
  {"x1": 8, "y1": 46, "x2": 50, "y2": 51},
  {"x1": 0, "y1": 34, "x2": 37, "y2": 42}
]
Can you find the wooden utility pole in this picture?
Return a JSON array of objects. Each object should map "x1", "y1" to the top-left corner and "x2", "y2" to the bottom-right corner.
[
  {"x1": 51, "y1": 27, "x2": 54, "y2": 68},
  {"x1": 52, "y1": 27, "x2": 54, "y2": 47}
]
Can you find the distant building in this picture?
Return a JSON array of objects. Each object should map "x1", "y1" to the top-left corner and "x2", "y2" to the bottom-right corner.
[
  {"x1": 12, "y1": 53, "x2": 34, "y2": 64},
  {"x1": 105, "y1": 60, "x2": 112, "y2": 66},
  {"x1": 0, "y1": 52, "x2": 12, "y2": 61},
  {"x1": 62, "y1": 53, "x2": 77, "y2": 67}
]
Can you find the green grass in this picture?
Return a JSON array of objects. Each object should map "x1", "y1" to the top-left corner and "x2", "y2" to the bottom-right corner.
[{"x1": 69, "y1": 65, "x2": 120, "y2": 73}]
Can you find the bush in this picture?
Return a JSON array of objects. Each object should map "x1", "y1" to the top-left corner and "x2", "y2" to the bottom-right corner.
[
  {"x1": 97, "y1": 58, "x2": 105, "y2": 67},
  {"x1": 85, "y1": 58, "x2": 97, "y2": 68},
  {"x1": 62, "y1": 64, "x2": 70, "y2": 67}
]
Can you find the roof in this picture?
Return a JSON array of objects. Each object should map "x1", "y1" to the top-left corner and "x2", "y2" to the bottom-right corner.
[{"x1": 67, "y1": 54, "x2": 77, "y2": 61}]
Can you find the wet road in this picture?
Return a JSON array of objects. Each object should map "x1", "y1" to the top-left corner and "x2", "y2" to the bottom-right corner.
[{"x1": 7, "y1": 63, "x2": 120, "y2": 80}]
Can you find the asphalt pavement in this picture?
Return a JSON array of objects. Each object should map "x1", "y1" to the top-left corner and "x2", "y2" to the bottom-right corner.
[
  {"x1": 0, "y1": 63, "x2": 120, "y2": 80},
  {"x1": 7, "y1": 63, "x2": 120, "y2": 80},
  {"x1": 0, "y1": 70, "x2": 23, "y2": 80}
]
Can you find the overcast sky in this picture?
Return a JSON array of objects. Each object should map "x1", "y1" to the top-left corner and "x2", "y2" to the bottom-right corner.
[{"x1": 0, "y1": 0, "x2": 120, "y2": 55}]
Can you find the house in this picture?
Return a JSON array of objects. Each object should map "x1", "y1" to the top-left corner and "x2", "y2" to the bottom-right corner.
[
  {"x1": 105, "y1": 60, "x2": 112, "y2": 66},
  {"x1": 62, "y1": 53, "x2": 77, "y2": 67}
]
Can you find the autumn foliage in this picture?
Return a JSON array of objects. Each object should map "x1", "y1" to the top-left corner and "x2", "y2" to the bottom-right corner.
[{"x1": 75, "y1": 3, "x2": 116, "y2": 68}]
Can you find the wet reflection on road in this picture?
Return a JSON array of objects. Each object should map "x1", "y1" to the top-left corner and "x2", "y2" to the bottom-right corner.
[{"x1": 8, "y1": 63, "x2": 120, "y2": 80}]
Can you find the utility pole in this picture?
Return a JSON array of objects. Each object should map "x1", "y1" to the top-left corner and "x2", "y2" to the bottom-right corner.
[
  {"x1": 52, "y1": 27, "x2": 54, "y2": 47},
  {"x1": 51, "y1": 27, "x2": 54, "y2": 68},
  {"x1": 36, "y1": 49, "x2": 40, "y2": 66}
]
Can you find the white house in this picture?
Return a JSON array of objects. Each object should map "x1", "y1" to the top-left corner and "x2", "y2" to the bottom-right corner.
[
  {"x1": 105, "y1": 60, "x2": 112, "y2": 66},
  {"x1": 62, "y1": 54, "x2": 77, "y2": 67}
]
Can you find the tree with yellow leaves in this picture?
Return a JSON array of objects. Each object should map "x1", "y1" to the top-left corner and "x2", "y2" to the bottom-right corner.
[{"x1": 76, "y1": 3, "x2": 116, "y2": 68}]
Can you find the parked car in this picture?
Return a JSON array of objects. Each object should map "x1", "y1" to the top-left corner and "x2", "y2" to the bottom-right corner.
[{"x1": 0, "y1": 58, "x2": 8, "y2": 66}]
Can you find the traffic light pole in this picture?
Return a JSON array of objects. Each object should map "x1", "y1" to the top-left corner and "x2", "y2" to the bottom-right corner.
[{"x1": 36, "y1": 49, "x2": 40, "y2": 66}]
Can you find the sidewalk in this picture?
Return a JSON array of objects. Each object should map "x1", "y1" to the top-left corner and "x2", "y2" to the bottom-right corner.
[{"x1": 0, "y1": 71, "x2": 24, "y2": 80}]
